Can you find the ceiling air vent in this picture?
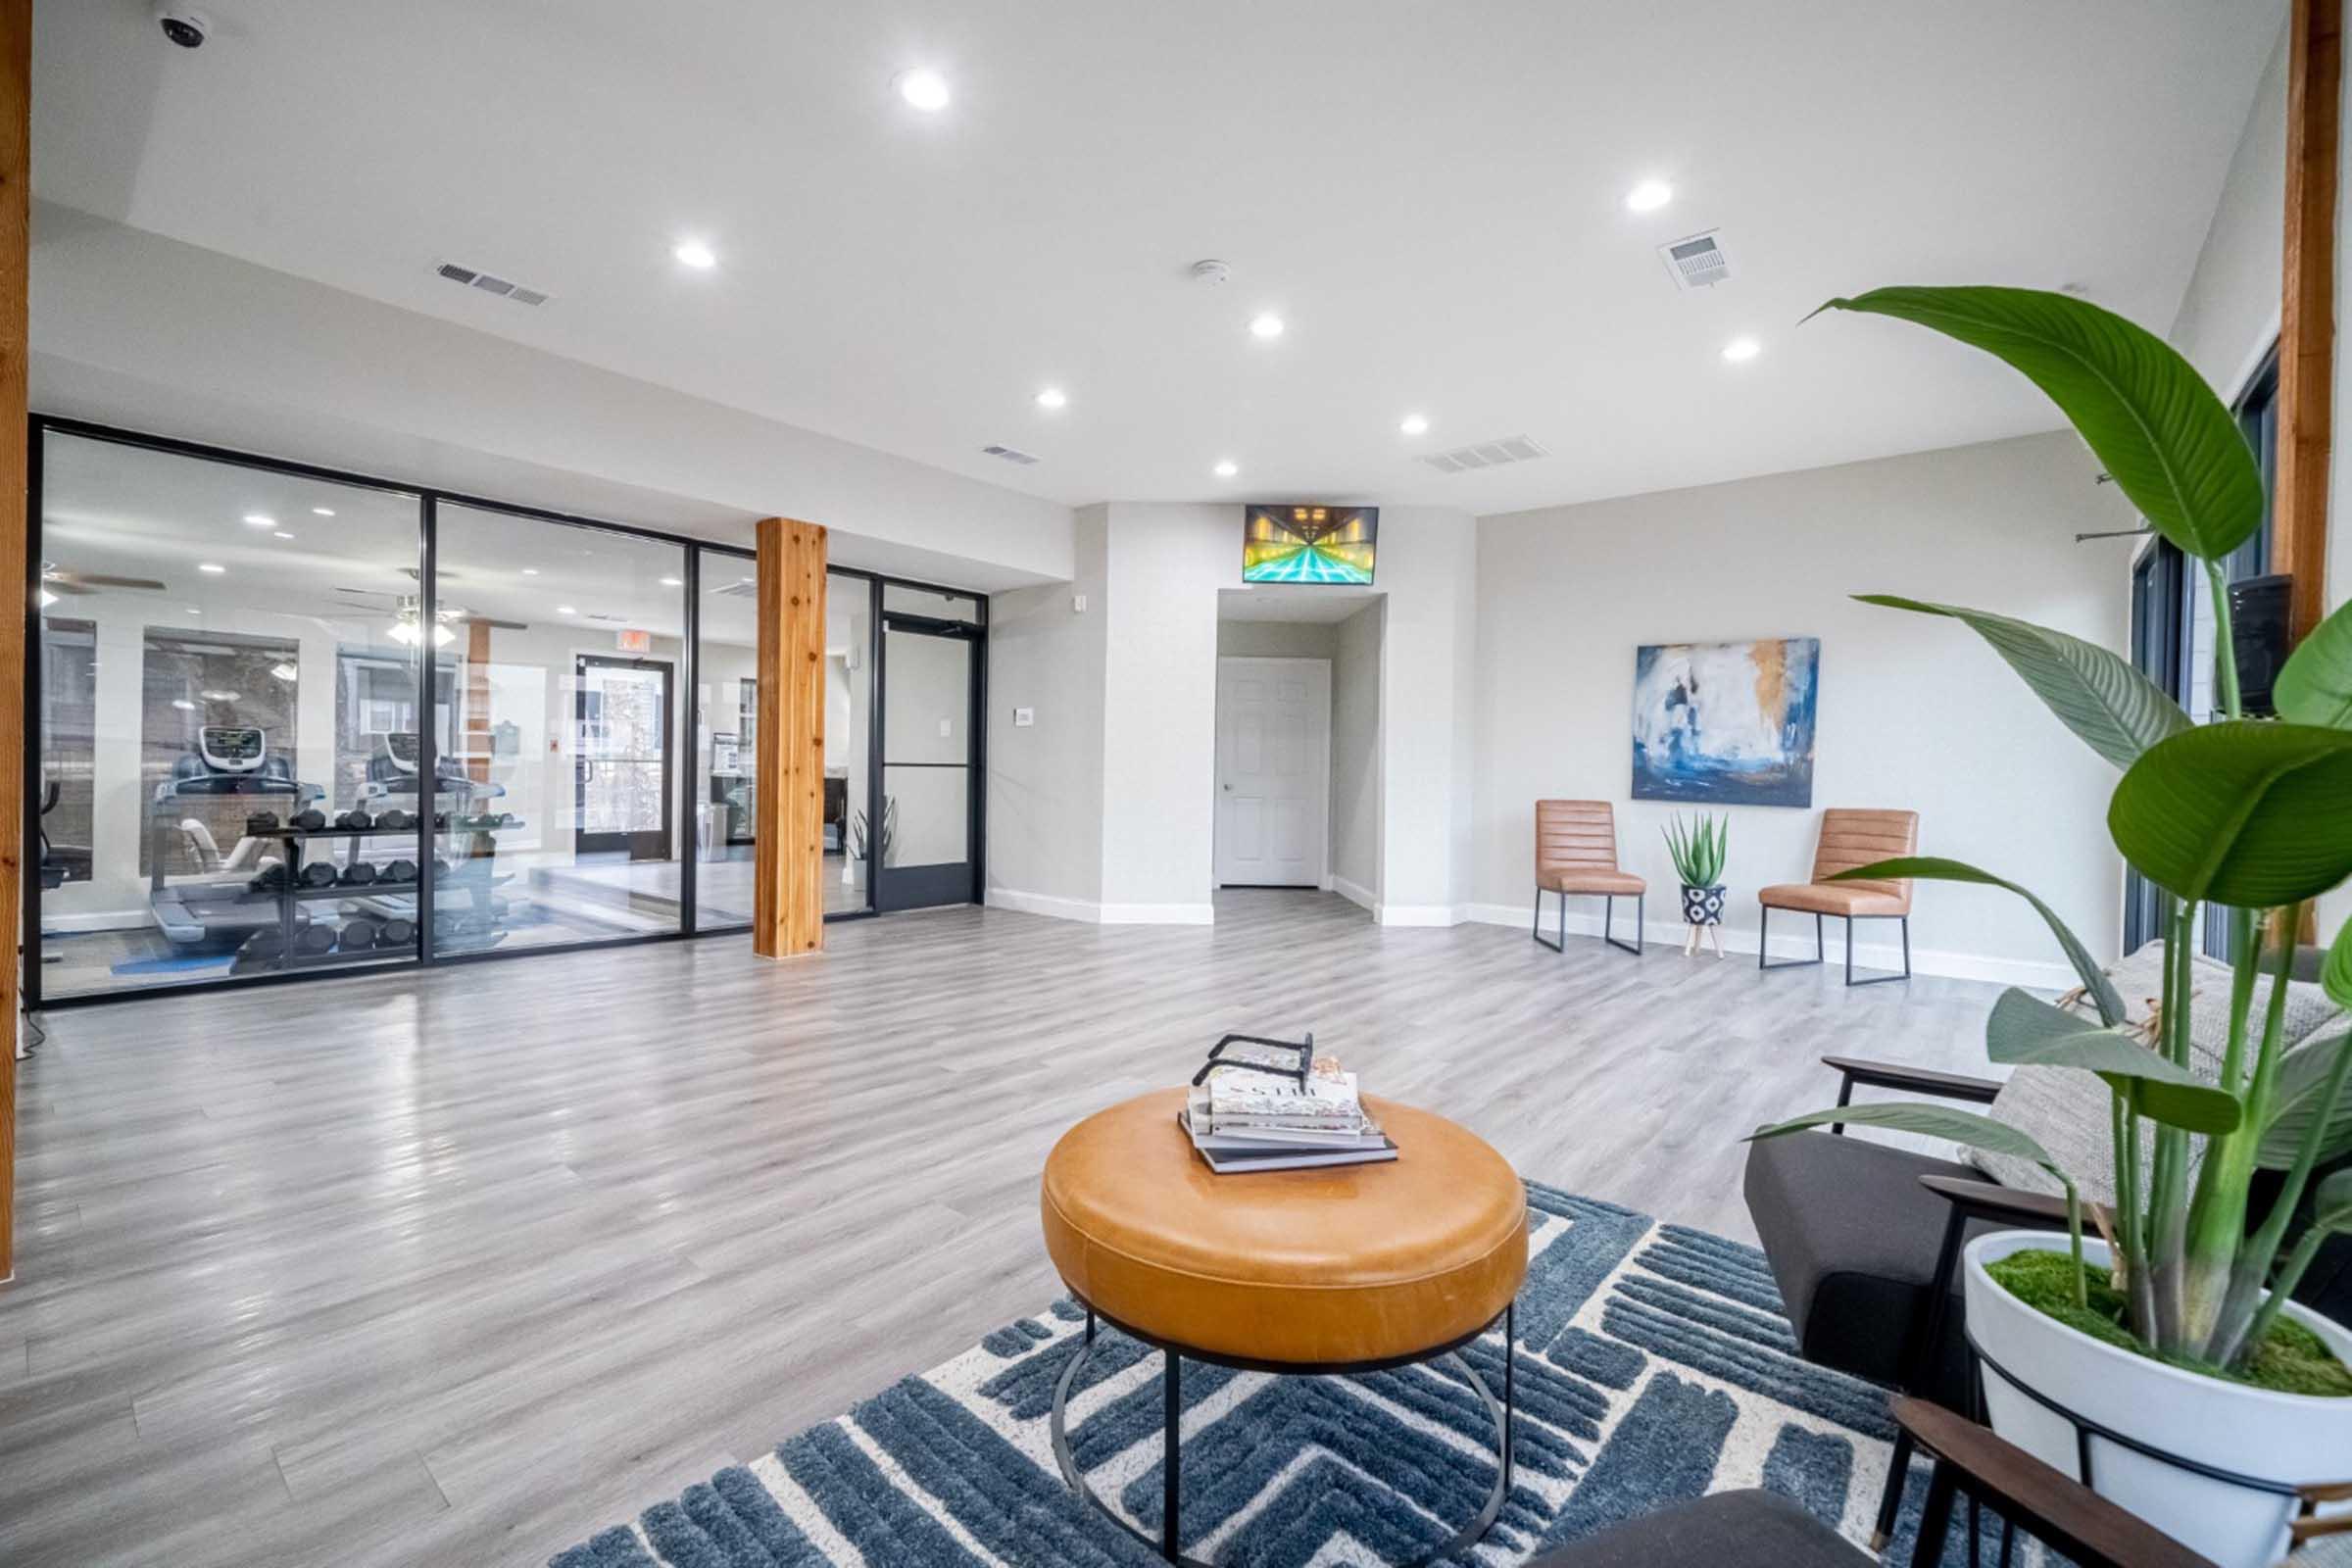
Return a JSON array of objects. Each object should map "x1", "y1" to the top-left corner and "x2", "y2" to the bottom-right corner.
[
  {"x1": 1421, "y1": 434, "x2": 1548, "y2": 475},
  {"x1": 1658, "y1": 229, "x2": 1731, "y2": 291},
  {"x1": 981, "y1": 444, "x2": 1041, "y2": 466},
  {"x1": 435, "y1": 260, "x2": 551, "y2": 307}
]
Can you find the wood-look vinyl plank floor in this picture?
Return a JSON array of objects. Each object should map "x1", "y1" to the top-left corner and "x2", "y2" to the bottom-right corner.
[{"x1": 0, "y1": 890, "x2": 2008, "y2": 1566}]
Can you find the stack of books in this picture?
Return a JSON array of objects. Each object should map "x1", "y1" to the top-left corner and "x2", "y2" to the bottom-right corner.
[{"x1": 1181, "y1": 1058, "x2": 1398, "y2": 1173}]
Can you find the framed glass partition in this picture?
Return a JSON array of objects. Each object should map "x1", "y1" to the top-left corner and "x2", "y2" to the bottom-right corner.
[{"x1": 26, "y1": 417, "x2": 991, "y2": 1004}]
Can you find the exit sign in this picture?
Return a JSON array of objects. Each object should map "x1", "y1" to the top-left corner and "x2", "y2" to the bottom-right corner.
[{"x1": 615, "y1": 628, "x2": 651, "y2": 654}]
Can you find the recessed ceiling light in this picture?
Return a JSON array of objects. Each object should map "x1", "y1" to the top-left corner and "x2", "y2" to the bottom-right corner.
[
  {"x1": 1399, "y1": 413, "x2": 1430, "y2": 436},
  {"x1": 185, "y1": 608, "x2": 202, "y2": 615},
  {"x1": 1721, "y1": 335, "x2": 1762, "y2": 364},
  {"x1": 312, "y1": 507, "x2": 335, "y2": 517},
  {"x1": 673, "y1": 238, "x2": 717, "y2": 270},
  {"x1": 522, "y1": 567, "x2": 540, "y2": 576},
  {"x1": 1035, "y1": 387, "x2": 1068, "y2": 411},
  {"x1": 242, "y1": 514, "x2": 276, "y2": 528},
  {"x1": 556, "y1": 605, "x2": 577, "y2": 614},
  {"x1": 200, "y1": 689, "x2": 239, "y2": 702},
  {"x1": 1249, "y1": 313, "x2": 1286, "y2": 340},
  {"x1": 1213, "y1": 460, "x2": 1240, "y2": 479},
  {"x1": 1626, "y1": 179, "x2": 1674, "y2": 214},
  {"x1": 895, "y1": 68, "x2": 951, "y2": 113},
  {"x1": 198, "y1": 563, "x2": 225, "y2": 574},
  {"x1": 659, "y1": 576, "x2": 683, "y2": 587},
  {"x1": 172, "y1": 699, "x2": 196, "y2": 711},
  {"x1": 273, "y1": 531, "x2": 294, "y2": 540}
]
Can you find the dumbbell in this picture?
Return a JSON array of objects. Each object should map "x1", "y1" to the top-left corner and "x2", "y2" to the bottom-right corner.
[
  {"x1": 294, "y1": 925, "x2": 338, "y2": 957},
  {"x1": 378, "y1": 858, "x2": 417, "y2": 886},
  {"x1": 377, "y1": 808, "x2": 415, "y2": 831},
  {"x1": 291, "y1": 808, "x2": 328, "y2": 832},
  {"x1": 434, "y1": 811, "x2": 450, "y2": 830},
  {"x1": 338, "y1": 918, "x2": 381, "y2": 952},
  {"x1": 248, "y1": 863, "x2": 292, "y2": 894},
  {"x1": 245, "y1": 810, "x2": 281, "y2": 836},
  {"x1": 238, "y1": 928, "x2": 286, "y2": 961},
  {"x1": 299, "y1": 861, "x2": 340, "y2": 890},
  {"x1": 338, "y1": 861, "x2": 378, "y2": 887},
  {"x1": 379, "y1": 918, "x2": 416, "y2": 948},
  {"x1": 336, "y1": 808, "x2": 374, "y2": 832}
]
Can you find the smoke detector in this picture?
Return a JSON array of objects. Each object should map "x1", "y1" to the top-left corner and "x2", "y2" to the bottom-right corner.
[
  {"x1": 1190, "y1": 259, "x2": 1232, "y2": 286},
  {"x1": 1658, "y1": 230, "x2": 1732, "y2": 291}
]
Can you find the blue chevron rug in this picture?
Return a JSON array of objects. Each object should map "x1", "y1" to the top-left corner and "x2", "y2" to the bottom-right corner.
[{"x1": 552, "y1": 1182, "x2": 1997, "y2": 1567}]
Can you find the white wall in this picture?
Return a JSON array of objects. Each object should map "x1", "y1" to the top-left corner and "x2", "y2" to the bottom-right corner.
[
  {"x1": 2169, "y1": 19, "x2": 2289, "y2": 400},
  {"x1": 1470, "y1": 432, "x2": 2137, "y2": 986},
  {"x1": 1216, "y1": 620, "x2": 1339, "y2": 660},
  {"x1": 1330, "y1": 602, "x2": 1384, "y2": 907}
]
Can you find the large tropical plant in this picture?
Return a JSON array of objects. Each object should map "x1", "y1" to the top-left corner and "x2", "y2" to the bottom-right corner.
[{"x1": 1753, "y1": 285, "x2": 2352, "y2": 1373}]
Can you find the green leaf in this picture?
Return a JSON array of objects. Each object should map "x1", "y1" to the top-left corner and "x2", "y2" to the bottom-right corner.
[
  {"x1": 1813, "y1": 287, "x2": 2262, "y2": 561},
  {"x1": 1748, "y1": 1102, "x2": 2067, "y2": 1182},
  {"x1": 1854, "y1": 596, "x2": 2190, "y2": 769},
  {"x1": 1827, "y1": 856, "x2": 2128, "y2": 1025},
  {"x1": 2258, "y1": 1030, "x2": 2352, "y2": 1169},
  {"x1": 2328, "y1": 908, "x2": 2352, "y2": 1011},
  {"x1": 2108, "y1": 722, "x2": 2352, "y2": 906},
  {"x1": 2315, "y1": 1168, "x2": 2352, "y2": 1232},
  {"x1": 1984, "y1": 988, "x2": 2242, "y2": 1135},
  {"x1": 2276, "y1": 598, "x2": 2352, "y2": 731}
]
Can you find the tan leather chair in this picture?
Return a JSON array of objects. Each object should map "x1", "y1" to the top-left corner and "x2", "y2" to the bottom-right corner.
[
  {"x1": 1757, "y1": 808, "x2": 1918, "y2": 986},
  {"x1": 1532, "y1": 799, "x2": 1644, "y2": 956}
]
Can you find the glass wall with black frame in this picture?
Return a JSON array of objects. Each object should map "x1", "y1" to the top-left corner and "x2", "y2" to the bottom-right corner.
[
  {"x1": 825, "y1": 571, "x2": 877, "y2": 916},
  {"x1": 690, "y1": 548, "x2": 758, "y2": 928},
  {"x1": 33, "y1": 429, "x2": 424, "y2": 999},
  {"x1": 876, "y1": 596, "x2": 980, "y2": 911},
  {"x1": 429, "y1": 503, "x2": 687, "y2": 955}
]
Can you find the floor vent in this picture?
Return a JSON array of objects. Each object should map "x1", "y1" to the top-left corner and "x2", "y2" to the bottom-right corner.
[
  {"x1": 436, "y1": 261, "x2": 551, "y2": 307},
  {"x1": 1658, "y1": 229, "x2": 1731, "y2": 291},
  {"x1": 981, "y1": 444, "x2": 1041, "y2": 466},
  {"x1": 1420, "y1": 434, "x2": 1548, "y2": 474}
]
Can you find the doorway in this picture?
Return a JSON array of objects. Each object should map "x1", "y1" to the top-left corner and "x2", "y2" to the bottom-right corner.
[
  {"x1": 574, "y1": 653, "x2": 674, "y2": 860},
  {"x1": 874, "y1": 593, "x2": 985, "y2": 911},
  {"x1": 1213, "y1": 657, "x2": 1331, "y2": 888}
]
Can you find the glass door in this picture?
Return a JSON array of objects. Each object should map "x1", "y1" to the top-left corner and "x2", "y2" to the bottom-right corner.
[
  {"x1": 574, "y1": 654, "x2": 674, "y2": 860},
  {"x1": 876, "y1": 595, "x2": 981, "y2": 911}
]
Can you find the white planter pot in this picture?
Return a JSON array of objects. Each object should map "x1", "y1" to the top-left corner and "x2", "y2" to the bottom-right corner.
[{"x1": 1964, "y1": 1231, "x2": 2352, "y2": 1568}]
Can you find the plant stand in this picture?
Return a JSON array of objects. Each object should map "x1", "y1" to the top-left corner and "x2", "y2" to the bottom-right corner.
[{"x1": 1680, "y1": 883, "x2": 1727, "y2": 958}]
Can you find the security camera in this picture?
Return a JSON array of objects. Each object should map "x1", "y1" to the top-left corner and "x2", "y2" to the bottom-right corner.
[{"x1": 153, "y1": 4, "x2": 209, "y2": 49}]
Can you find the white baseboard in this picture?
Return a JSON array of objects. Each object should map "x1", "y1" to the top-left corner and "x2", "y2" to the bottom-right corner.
[
  {"x1": 1099, "y1": 902, "x2": 1215, "y2": 926},
  {"x1": 985, "y1": 887, "x2": 1102, "y2": 923},
  {"x1": 1460, "y1": 901, "x2": 2075, "y2": 990},
  {"x1": 1377, "y1": 904, "x2": 1468, "y2": 928},
  {"x1": 1332, "y1": 875, "x2": 1378, "y2": 913}
]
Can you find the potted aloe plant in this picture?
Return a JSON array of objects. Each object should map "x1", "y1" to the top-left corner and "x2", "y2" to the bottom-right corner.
[
  {"x1": 1751, "y1": 285, "x2": 2352, "y2": 1567},
  {"x1": 1664, "y1": 812, "x2": 1729, "y2": 955}
]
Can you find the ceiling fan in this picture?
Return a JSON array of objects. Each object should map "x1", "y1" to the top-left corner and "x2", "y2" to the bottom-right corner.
[
  {"x1": 39, "y1": 562, "x2": 167, "y2": 596},
  {"x1": 333, "y1": 586, "x2": 527, "y2": 639}
]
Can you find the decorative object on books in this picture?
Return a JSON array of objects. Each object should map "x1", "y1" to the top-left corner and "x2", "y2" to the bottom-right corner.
[
  {"x1": 1190, "y1": 1030, "x2": 1313, "y2": 1092},
  {"x1": 1755, "y1": 284, "x2": 2352, "y2": 1567},
  {"x1": 554, "y1": 1182, "x2": 1977, "y2": 1568},
  {"x1": 1632, "y1": 636, "x2": 1819, "y2": 808},
  {"x1": 1186, "y1": 1040, "x2": 1395, "y2": 1173},
  {"x1": 1040, "y1": 1087, "x2": 1525, "y2": 1563},
  {"x1": 1665, "y1": 811, "x2": 1730, "y2": 957}
]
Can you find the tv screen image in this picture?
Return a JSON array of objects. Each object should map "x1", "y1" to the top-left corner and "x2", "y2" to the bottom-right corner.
[{"x1": 1242, "y1": 505, "x2": 1378, "y2": 585}]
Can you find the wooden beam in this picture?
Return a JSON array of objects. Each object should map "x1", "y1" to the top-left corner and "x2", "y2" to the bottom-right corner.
[
  {"x1": 752, "y1": 517, "x2": 826, "y2": 958},
  {"x1": 0, "y1": 0, "x2": 27, "y2": 1282},
  {"x1": 2275, "y1": 0, "x2": 2341, "y2": 642}
]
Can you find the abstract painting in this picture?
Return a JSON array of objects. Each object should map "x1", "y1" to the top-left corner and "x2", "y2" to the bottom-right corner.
[
  {"x1": 1631, "y1": 637, "x2": 1819, "y2": 807},
  {"x1": 1242, "y1": 505, "x2": 1378, "y2": 585}
]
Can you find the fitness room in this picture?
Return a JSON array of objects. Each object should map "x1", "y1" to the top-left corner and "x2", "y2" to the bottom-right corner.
[{"x1": 28, "y1": 421, "x2": 989, "y2": 1004}]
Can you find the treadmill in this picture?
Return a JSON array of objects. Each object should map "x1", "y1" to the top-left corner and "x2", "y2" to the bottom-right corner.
[{"x1": 149, "y1": 724, "x2": 321, "y2": 949}]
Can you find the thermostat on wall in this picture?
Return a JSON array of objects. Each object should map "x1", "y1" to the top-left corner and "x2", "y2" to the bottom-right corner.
[{"x1": 1013, "y1": 707, "x2": 1035, "y2": 727}]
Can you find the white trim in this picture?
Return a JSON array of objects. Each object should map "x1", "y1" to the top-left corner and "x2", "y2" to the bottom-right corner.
[
  {"x1": 1332, "y1": 874, "x2": 1378, "y2": 912},
  {"x1": 1098, "y1": 902, "x2": 1216, "y2": 925},
  {"x1": 1376, "y1": 903, "x2": 1467, "y2": 927},
  {"x1": 1460, "y1": 902, "x2": 2075, "y2": 990},
  {"x1": 984, "y1": 887, "x2": 1102, "y2": 923},
  {"x1": 2220, "y1": 313, "x2": 2281, "y2": 407}
]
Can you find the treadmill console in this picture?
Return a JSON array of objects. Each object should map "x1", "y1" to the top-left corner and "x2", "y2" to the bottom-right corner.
[
  {"x1": 382, "y1": 731, "x2": 421, "y2": 773},
  {"x1": 198, "y1": 725, "x2": 267, "y2": 774}
]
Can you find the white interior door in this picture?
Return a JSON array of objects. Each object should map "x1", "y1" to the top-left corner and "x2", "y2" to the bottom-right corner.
[{"x1": 1214, "y1": 658, "x2": 1331, "y2": 887}]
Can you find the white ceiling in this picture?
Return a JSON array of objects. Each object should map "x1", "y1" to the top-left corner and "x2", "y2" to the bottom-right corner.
[{"x1": 33, "y1": 1, "x2": 2280, "y2": 518}]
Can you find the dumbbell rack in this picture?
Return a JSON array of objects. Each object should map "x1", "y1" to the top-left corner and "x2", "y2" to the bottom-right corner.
[{"x1": 236, "y1": 823, "x2": 426, "y2": 973}]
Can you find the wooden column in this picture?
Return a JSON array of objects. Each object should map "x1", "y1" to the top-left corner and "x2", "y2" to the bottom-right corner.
[
  {"x1": 0, "y1": 0, "x2": 27, "y2": 1282},
  {"x1": 752, "y1": 517, "x2": 827, "y2": 958},
  {"x1": 2275, "y1": 0, "x2": 2341, "y2": 642}
]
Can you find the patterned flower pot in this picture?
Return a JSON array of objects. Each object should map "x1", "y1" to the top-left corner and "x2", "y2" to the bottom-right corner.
[{"x1": 1679, "y1": 884, "x2": 1726, "y2": 925}]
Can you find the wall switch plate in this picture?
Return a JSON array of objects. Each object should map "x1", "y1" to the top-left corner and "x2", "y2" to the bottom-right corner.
[
  {"x1": 1013, "y1": 707, "x2": 1035, "y2": 727},
  {"x1": 938, "y1": 717, "x2": 953, "y2": 738},
  {"x1": 1072, "y1": 593, "x2": 1088, "y2": 612}
]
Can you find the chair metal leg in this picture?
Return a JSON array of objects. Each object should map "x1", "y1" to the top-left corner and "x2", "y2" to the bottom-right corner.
[
  {"x1": 1532, "y1": 885, "x2": 1564, "y2": 953},
  {"x1": 1757, "y1": 902, "x2": 1827, "y2": 971},
  {"x1": 1846, "y1": 914, "x2": 1915, "y2": 987},
  {"x1": 1601, "y1": 892, "x2": 1642, "y2": 956},
  {"x1": 1872, "y1": 1426, "x2": 1916, "y2": 1549},
  {"x1": 1914, "y1": 1456, "x2": 1960, "y2": 1568},
  {"x1": 1162, "y1": 1350, "x2": 1180, "y2": 1561}
]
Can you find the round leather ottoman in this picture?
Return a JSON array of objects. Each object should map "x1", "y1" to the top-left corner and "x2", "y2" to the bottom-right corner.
[{"x1": 1039, "y1": 1086, "x2": 1528, "y2": 1564}]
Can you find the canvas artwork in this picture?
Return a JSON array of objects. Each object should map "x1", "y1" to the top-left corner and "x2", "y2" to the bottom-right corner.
[{"x1": 1631, "y1": 636, "x2": 1819, "y2": 807}]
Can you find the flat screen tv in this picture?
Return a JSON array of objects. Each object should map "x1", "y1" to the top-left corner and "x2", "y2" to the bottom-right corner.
[{"x1": 1242, "y1": 505, "x2": 1378, "y2": 585}]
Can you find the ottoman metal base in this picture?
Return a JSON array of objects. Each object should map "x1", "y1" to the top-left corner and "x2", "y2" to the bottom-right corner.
[{"x1": 1048, "y1": 1298, "x2": 1516, "y2": 1567}]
